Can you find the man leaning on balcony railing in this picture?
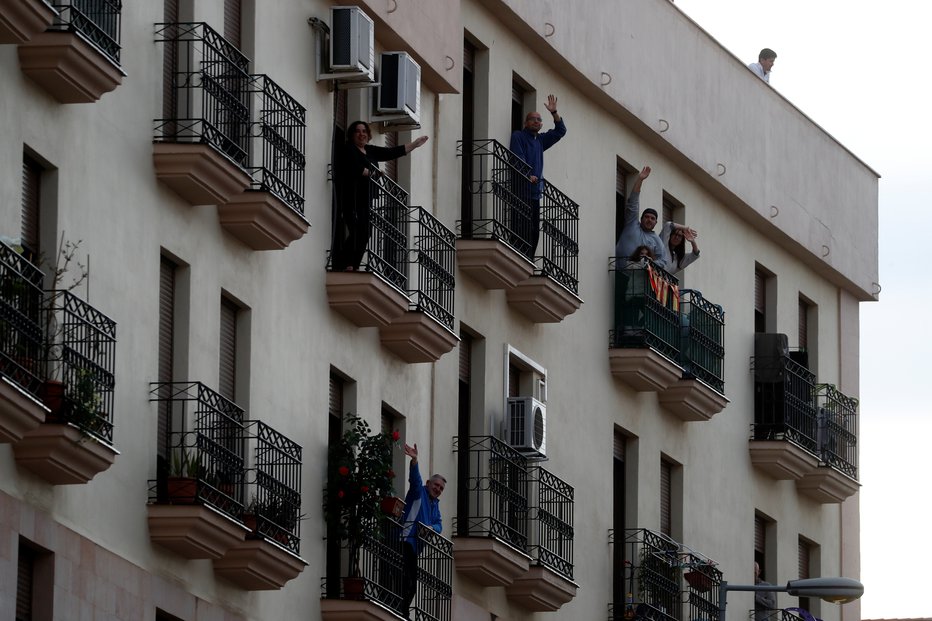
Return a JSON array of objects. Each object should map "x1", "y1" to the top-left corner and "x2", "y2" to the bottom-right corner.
[{"x1": 400, "y1": 442, "x2": 446, "y2": 619}]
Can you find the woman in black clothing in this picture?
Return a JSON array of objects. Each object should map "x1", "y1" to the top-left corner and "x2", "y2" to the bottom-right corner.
[{"x1": 331, "y1": 120, "x2": 428, "y2": 272}]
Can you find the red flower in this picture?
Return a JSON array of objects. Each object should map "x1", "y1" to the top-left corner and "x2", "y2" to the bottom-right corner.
[
  {"x1": 337, "y1": 490, "x2": 345, "y2": 499},
  {"x1": 391, "y1": 430, "x2": 400, "y2": 441},
  {"x1": 387, "y1": 469, "x2": 395, "y2": 478},
  {"x1": 338, "y1": 466, "x2": 350, "y2": 476},
  {"x1": 360, "y1": 485, "x2": 370, "y2": 493}
]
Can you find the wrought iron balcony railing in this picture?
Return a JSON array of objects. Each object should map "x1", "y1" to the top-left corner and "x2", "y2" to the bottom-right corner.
[
  {"x1": 323, "y1": 519, "x2": 453, "y2": 621},
  {"x1": 815, "y1": 383, "x2": 858, "y2": 479},
  {"x1": 527, "y1": 466, "x2": 574, "y2": 580},
  {"x1": 148, "y1": 381, "x2": 246, "y2": 522},
  {"x1": 42, "y1": 289, "x2": 117, "y2": 442},
  {"x1": 0, "y1": 241, "x2": 44, "y2": 396},
  {"x1": 457, "y1": 139, "x2": 580, "y2": 293},
  {"x1": 751, "y1": 354, "x2": 818, "y2": 454},
  {"x1": 453, "y1": 435, "x2": 529, "y2": 552},
  {"x1": 51, "y1": 0, "x2": 122, "y2": 65},
  {"x1": 620, "y1": 529, "x2": 722, "y2": 621},
  {"x1": 242, "y1": 419, "x2": 303, "y2": 555},
  {"x1": 609, "y1": 258, "x2": 681, "y2": 362},
  {"x1": 244, "y1": 74, "x2": 307, "y2": 215},
  {"x1": 154, "y1": 22, "x2": 251, "y2": 168},
  {"x1": 406, "y1": 206, "x2": 456, "y2": 330},
  {"x1": 679, "y1": 289, "x2": 725, "y2": 393}
]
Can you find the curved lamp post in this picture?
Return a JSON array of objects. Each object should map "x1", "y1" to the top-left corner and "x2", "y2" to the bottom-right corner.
[{"x1": 719, "y1": 577, "x2": 864, "y2": 621}]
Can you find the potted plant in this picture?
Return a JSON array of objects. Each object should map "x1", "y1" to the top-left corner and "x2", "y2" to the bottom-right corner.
[
  {"x1": 324, "y1": 413, "x2": 399, "y2": 595},
  {"x1": 167, "y1": 449, "x2": 202, "y2": 504}
]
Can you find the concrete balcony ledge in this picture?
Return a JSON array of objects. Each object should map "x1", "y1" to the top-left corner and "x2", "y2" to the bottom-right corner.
[
  {"x1": 320, "y1": 598, "x2": 403, "y2": 621},
  {"x1": 217, "y1": 191, "x2": 309, "y2": 251},
  {"x1": 452, "y1": 536, "x2": 531, "y2": 587},
  {"x1": 456, "y1": 238, "x2": 534, "y2": 290},
  {"x1": 153, "y1": 143, "x2": 252, "y2": 206},
  {"x1": 325, "y1": 271, "x2": 409, "y2": 328},
  {"x1": 658, "y1": 378, "x2": 729, "y2": 421},
  {"x1": 147, "y1": 503, "x2": 249, "y2": 559},
  {"x1": 0, "y1": 0, "x2": 56, "y2": 44},
  {"x1": 18, "y1": 30, "x2": 123, "y2": 103},
  {"x1": 213, "y1": 538, "x2": 307, "y2": 590},
  {"x1": 0, "y1": 376, "x2": 48, "y2": 443},
  {"x1": 379, "y1": 311, "x2": 459, "y2": 363},
  {"x1": 505, "y1": 565, "x2": 579, "y2": 612},
  {"x1": 506, "y1": 275, "x2": 583, "y2": 323},
  {"x1": 608, "y1": 348, "x2": 682, "y2": 392},
  {"x1": 796, "y1": 467, "x2": 860, "y2": 504},
  {"x1": 748, "y1": 440, "x2": 819, "y2": 480},
  {"x1": 12, "y1": 422, "x2": 118, "y2": 484}
]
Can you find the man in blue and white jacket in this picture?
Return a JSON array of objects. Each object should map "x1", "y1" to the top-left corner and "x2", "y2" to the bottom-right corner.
[{"x1": 400, "y1": 442, "x2": 445, "y2": 617}]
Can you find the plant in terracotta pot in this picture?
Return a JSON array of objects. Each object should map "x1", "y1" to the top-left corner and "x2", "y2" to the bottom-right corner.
[
  {"x1": 167, "y1": 449, "x2": 202, "y2": 504},
  {"x1": 324, "y1": 413, "x2": 399, "y2": 588}
]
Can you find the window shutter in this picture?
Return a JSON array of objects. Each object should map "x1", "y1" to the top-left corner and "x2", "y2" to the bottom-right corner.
[
  {"x1": 662, "y1": 196, "x2": 675, "y2": 226},
  {"x1": 458, "y1": 332, "x2": 471, "y2": 384},
  {"x1": 798, "y1": 299, "x2": 808, "y2": 350},
  {"x1": 219, "y1": 297, "x2": 237, "y2": 401},
  {"x1": 16, "y1": 544, "x2": 35, "y2": 621},
  {"x1": 755, "y1": 271, "x2": 765, "y2": 314},
  {"x1": 613, "y1": 431, "x2": 625, "y2": 461},
  {"x1": 335, "y1": 89, "x2": 348, "y2": 132},
  {"x1": 329, "y1": 375, "x2": 343, "y2": 420},
  {"x1": 162, "y1": 0, "x2": 178, "y2": 122},
  {"x1": 384, "y1": 131, "x2": 398, "y2": 181},
  {"x1": 157, "y1": 257, "x2": 175, "y2": 458},
  {"x1": 798, "y1": 539, "x2": 810, "y2": 579},
  {"x1": 615, "y1": 162, "x2": 627, "y2": 197},
  {"x1": 224, "y1": 0, "x2": 242, "y2": 49},
  {"x1": 660, "y1": 460, "x2": 672, "y2": 536},
  {"x1": 463, "y1": 40, "x2": 474, "y2": 73},
  {"x1": 21, "y1": 156, "x2": 41, "y2": 259},
  {"x1": 508, "y1": 364, "x2": 520, "y2": 398},
  {"x1": 755, "y1": 515, "x2": 766, "y2": 555}
]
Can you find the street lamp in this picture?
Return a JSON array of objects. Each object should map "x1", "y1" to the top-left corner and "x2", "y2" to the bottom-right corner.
[{"x1": 718, "y1": 577, "x2": 864, "y2": 621}]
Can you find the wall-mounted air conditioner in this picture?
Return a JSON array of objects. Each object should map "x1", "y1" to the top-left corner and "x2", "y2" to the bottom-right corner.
[
  {"x1": 376, "y1": 52, "x2": 420, "y2": 124},
  {"x1": 505, "y1": 396, "x2": 546, "y2": 458},
  {"x1": 327, "y1": 6, "x2": 374, "y2": 82}
]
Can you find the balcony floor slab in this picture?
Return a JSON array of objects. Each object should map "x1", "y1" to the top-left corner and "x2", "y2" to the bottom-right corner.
[
  {"x1": 18, "y1": 31, "x2": 123, "y2": 103},
  {"x1": 797, "y1": 467, "x2": 860, "y2": 503},
  {"x1": 13, "y1": 422, "x2": 118, "y2": 484},
  {"x1": 217, "y1": 190, "x2": 309, "y2": 250},
  {"x1": 608, "y1": 347, "x2": 682, "y2": 392},
  {"x1": 456, "y1": 238, "x2": 533, "y2": 289},
  {"x1": 0, "y1": 0, "x2": 56, "y2": 44},
  {"x1": 506, "y1": 275, "x2": 582, "y2": 323},
  {"x1": 325, "y1": 271, "x2": 409, "y2": 328},
  {"x1": 505, "y1": 564, "x2": 578, "y2": 612},
  {"x1": 452, "y1": 536, "x2": 531, "y2": 587},
  {"x1": 214, "y1": 538, "x2": 307, "y2": 590},
  {"x1": 748, "y1": 440, "x2": 819, "y2": 480},
  {"x1": 379, "y1": 311, "x2": 459, "y2": 363},
  {"x1": 153, "y1": 143, "x2": 252, "y2": 206},
  {"x1": 147, "y1": 503, "x2": 249, "y2": 559},
  {"x1": 0, "y1": 376, "x2": 47, "y2": 443},
  {"x1": 658, "y1": 378, "x2": 728, "y2": 421},
  {"x1": 320, "y1": 598, "x2": 402, "y2": 621}
]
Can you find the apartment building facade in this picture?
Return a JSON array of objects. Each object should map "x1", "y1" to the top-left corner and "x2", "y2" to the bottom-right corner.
[{"x1": 0, "y1": 0, "x2": 876, "y2": 620}]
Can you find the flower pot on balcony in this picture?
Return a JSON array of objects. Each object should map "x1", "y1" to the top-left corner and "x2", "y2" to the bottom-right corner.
[
  {"x1": 167, "y1": 476, "x2": 197, "y2": 504},
  {"x1": 39, "y1": 379, "x2": 66, "y2": 418},
  {"x1": 380, "y1": 496, "x2": 404, "y2": 518},
  {"x1": 684, "y1": 569, "x2": 713, "y2": 592},
  {"x1": 342, "y1": 576, "x2": 365, "y2": 600}
]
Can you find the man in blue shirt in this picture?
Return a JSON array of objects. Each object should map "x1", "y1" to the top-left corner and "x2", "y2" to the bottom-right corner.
[
  {"x1": 400, "y1": 442, "x2": 445, "y2": 617},
  {"x1": 509, "y1": 94, "x2": 567, "y2": 258}
]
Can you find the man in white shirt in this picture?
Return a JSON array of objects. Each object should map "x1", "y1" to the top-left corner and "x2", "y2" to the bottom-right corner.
[{"x1": 748, "y1": 48, "x2": 777, "y2": 83}]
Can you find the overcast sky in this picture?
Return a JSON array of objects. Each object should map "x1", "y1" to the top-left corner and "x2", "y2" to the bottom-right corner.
[{"x1": 673, "y1": 1, "x2": 932, "y2": 617}]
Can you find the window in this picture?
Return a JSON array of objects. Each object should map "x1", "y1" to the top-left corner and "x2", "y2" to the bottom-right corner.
[
  {"x1": 797, "y1": 295, "x2": 817, "y2": 373},
  {"x1": 17, "y1": 538, "x2": 52, "y2": 621},
  {"x1": 754, "y1": 512, "x2": 775, "y2": 584},
  {"x1": 219, "y1": 296, "x2": 238, "y2": 401},
  {"x1": 511, "y1": 75, "x2": 533, "y2": 133},
  {"x1": 505, "y1": 347, "x2": 546, "y2": 403},
  {"x1": 383, "y1": 130, "x2": 399, "y2": 181},
  {"x1": 155, "y1": 610, "x2": 185, "y2": 621},
  {"x1": 754, "y1": 265, "x2": 776, "y2": 333},
  {"x1": 612, "y1": 430, "x2": 629, "y2": 608},
  {"x1": 157, "y1": 256, "x2": 176, "y2": 467},
  {"x1": 615, "y1": 158, "x2": 636, "y2": 242},
  {"x1": 21, "y1": 155, "x2": 42, "y2": 261},
  {"x1": 661, "y1": 192, "x2": 682, "y2": 228},
  {"x1": 660, "y1": 458, "x2": 672, "y2": 537},
  {"x1": 223, "y1": 0, "x2": 242, "y2": 49},
  {"x1": 381, "y1": 404, "x2": 404, "y2": 480}
]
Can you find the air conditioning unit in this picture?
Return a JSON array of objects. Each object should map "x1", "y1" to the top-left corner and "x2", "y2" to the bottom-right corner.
[
  {"x1": 376, "y1": 52, "x2": 420, "y2": 124},
  {"x1": 328, "y1": 6, "x2": 374, "y2": 81},
  {"x1": 505, "y1": 397, "x2": 546, "y2": 458}
]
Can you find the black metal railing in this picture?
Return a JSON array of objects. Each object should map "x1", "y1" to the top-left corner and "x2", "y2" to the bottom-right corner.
[
  {"x1": 609, "y1": 258, "x2": 681, "y2": 361},
  {"x1": 51, "y1": 0, "x2": 122, "y2": 65},
  {"x1": 679, "y1": 289, "x2": 725, "y2": 393},
  {"x1": 815, "y1": 383, "x2": 858, "y2": 479},
  {"x1": 527, "y1": 466, "x2": 574, "y2": 580},
  {"x1": 453, "y1": 435, "x2": 529, "y2": 551},
  {"x1": 42, "y1": 289, "x2": 117, "y2": 442},
  {"x1": 621, "y1": 529, "x2": 722, "y2": 621},
  {"x1": 0, "y1": 241, "x2": 44, "y2": 396},
  {"x1": 410, "y1": 523, "x2": 453, "y2": 621},
  {"x1": 751, "y1": 354, "x2": 818, "y2": 453},
  {"x1": 154, "y1": 22, "x2": 251, "y2": 168},
  {"x1": 457, "y1": 139, "x2": 579, "y2": 292},
  {"x1": 148, "y1": 381, "x2": 246, "y2": 522},
  {"x1": 353, "y1": 173, "x2": 410, "y2": 289},
  {"x1": 406, "y1": 206, "x2": 456, "y2": 330},
  {"x1": 245, "y1": 74, "x2": 306, "y2": 215},
  {"x1": 242, "y1": 419, "x2": 303, "y2": 555}
]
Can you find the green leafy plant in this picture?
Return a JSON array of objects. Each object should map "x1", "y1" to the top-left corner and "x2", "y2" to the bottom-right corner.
[
  {"x1": 68, "y1": 367, "x2": 102, "y2": 430},
  {"x1": 170, "y1": 448, "x2": 202, "y2": 479},
  {"x1": 324, "y1": 413, "x2": 399, "y2": 577}
]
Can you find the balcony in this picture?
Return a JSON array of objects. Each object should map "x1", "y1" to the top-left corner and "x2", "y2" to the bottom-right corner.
[
  {"x1": 610, "y1": 262, "x2": 727, "y2": 418},
  {"x1": 749, "y1": 340, "x2": 859, "y2": 503},
  {"x1": 217, "y1": 73, "x2": 309, "y2": 250},
  {"x1": 452, "y1": 436, "x2": 531, "y2": 586},
  {"x1": 615, "y1": 529, "x2": 722, "y2": 621},
  {"x1": 378, "y1": 206, "x2": 458, "y2": 363},
  {"x1": 12, "y1": 289, "x2": 118, "y2": 484},
  {"x1": 213, "y1": 420, "x2": 306, "y2": 590},
  {"x1": 147, "y1": 382, "x2": 249, "y2": 560},
  {"x1": 457, "y1": 140, "x2": 582, "y2": 322},
  {"x1": 17, "y1": 0, "x2": 124, "y2": 103},
  {"x1": 321, "y1": 520, "x2": 452, "y2": 621},
  {"x1": 505, "y1": 466, "x2": 577, "y2": 611},
  {"x1": 0, "y1": 241, "x2": 47, "y2": 442},
  {"x1": 0, "y1": 0, "x2": 56, "y2": 44}
]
